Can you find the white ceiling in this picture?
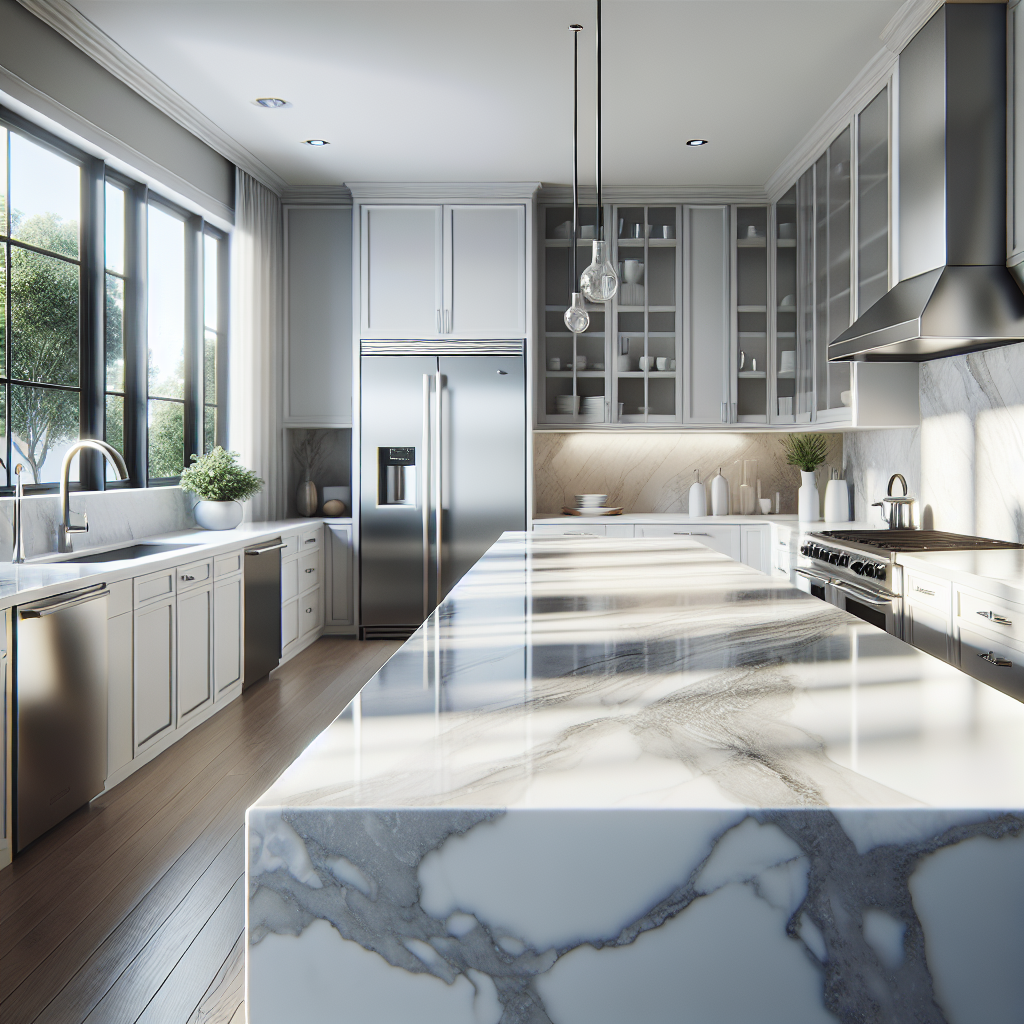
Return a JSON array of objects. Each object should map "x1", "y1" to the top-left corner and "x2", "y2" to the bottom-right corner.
[{"x1": 69, "y1": 0, "x2": 903, "y2": 188}]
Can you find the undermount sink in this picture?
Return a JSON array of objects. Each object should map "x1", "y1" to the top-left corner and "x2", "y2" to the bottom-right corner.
[{"x1": 64, "y1": 543, "x2": 199, "y2": 564}]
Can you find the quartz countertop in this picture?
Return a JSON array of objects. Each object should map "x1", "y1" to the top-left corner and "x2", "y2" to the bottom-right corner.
[
  {"x1": 534, "y1": 512, "x2": 797, "y2": 524},
  {"x1": 896, "y1": 548, "x2": 1024, "y2": 602},
  {"x1": 0, "y1": 518, "x2": 343, "y2": 611},
  {"x1": 254, "y1": 533, "x2": 1024, "y2": 813}
]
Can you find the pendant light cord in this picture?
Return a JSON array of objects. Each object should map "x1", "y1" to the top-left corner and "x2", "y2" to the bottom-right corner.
[
  {"x1": 596, "y1": 0, "x2": 602, "y2": 241},
  {"x1": 570, "y1": 24, "x2": 582, "y2": 291}
]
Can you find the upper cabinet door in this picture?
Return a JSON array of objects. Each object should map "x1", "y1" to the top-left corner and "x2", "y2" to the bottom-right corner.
[
  {"x1": 683, "y1": 205, "x2": 731, "y2": 424},
  {"x1": 362, "y1": 205, "x2": 443, "y2": 338},
  {"x1": 445, "y1": 205, "x2": 526, "y2": 336}
]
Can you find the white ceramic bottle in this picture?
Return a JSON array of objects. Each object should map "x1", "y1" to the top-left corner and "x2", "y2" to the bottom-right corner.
[
  {"x1": 688, "y1": 469, "x2": 707, "y2": 517},
  {"x1": 798, "y1": 470, "x2": 820, "y2": 522},
  {"x1": 710, "y1": 467, "x2": 730, "y2": 516},
  {"x1": 824, "y1": 469, "x2": 851, "y2": 523}
]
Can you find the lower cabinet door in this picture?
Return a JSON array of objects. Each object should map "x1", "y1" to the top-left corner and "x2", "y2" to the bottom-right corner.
[
  {"x1": 905, "y1": 600, "x2": 951, "y2": 663},
  {"x1": 214, "y1": 575, "x2": 244, "y2": 697},
  {"x1": 177, "y1": 584, "x2": 213, "y2": 723},
  {"x1": 299, "y1": 588, "x2": 322, "y2": 639},
  {"x1": 282, "y1": 598, "x2": 299, "y2": 649},
  {"x1": 107, "y1": 610, "x2": 134, "y2": 778},
  {"x1": 959, "y1": 626, "x2": 1024, "y2": 701},
  {"x1": 134, "y1": 596, "x2": 175, "y2": 752},
  {"x1": 327, "y1": 524, "x2": 353, "y2": 626},
  {"x1": 741, "y1": 525, "x2": 769, "y2": 574}
]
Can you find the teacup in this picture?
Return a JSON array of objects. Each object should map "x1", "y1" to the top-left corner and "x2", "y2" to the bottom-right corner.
[{"x1": 656, "y1": 357, "x2": 668, "y2": 371}]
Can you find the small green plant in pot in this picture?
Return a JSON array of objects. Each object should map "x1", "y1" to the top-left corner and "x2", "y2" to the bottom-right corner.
[
  {"x1": 180, "y1": 447, "x2": 264, "y2": 530},
  {"x1": 782, "y1": 433, "x2": 829, "y2": 522}
]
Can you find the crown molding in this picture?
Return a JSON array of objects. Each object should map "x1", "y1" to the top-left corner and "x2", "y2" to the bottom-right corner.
[
  {"x1": 0, "y1": 67, "x2": 234, "y2": 228},
  {"x1": 14, "y1": 0, "x2": 288, "y2": 196},
  {"x1": 881, "y1": 0, "x2": 945, "y2": 55},
  {"x1": 764, "y1": 46, "x2": 897, "y2": 203},
  {"x1": 346, "y1": 182, "x2": 542, "y2": 202},
  {"x1": 537, "y1": 184, "x2": 768, "y2": 205},
  {"x1": 281, "y1": 185, "x2": 353, "y2": 206}
]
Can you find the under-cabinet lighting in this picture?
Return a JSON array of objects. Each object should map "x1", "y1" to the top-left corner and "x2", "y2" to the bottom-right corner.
[
  {"x1": 686, "y1": 139, "x2": 709, "y2": 147},
  {"x1": 303, "y1": 139, "x2": 330, "y2": 147},
  {"x1": 255, "y1": 97, "x2": 287, "y2": 108}
]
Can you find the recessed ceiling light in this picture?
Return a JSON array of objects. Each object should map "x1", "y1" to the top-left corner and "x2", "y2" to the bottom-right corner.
[
  {"x1": 686, "y1": 139, "x2": 709, "y2": 147},
  {"x1": 303, "y1": 139, "x2": 330, "y2": 147},
  {"x1": 255, "y1": 97, "x2": 287, "y2": 108}
]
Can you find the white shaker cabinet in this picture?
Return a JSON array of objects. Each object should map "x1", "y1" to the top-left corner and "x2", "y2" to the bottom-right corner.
[
  {"x1": 177, "y1": 582, "x2": 213, "y2": 724},
  {"x1": 285, "y1": 206, "x2": 353, "y2": 427},
  {"x1": 683, "y1": 206, "x2": 731, "y2": 424},
  {"x1": 741, "y1": 525, "x2": 769, "y2": 574},
  {"x1": 214, "y1": 573, "x2": 244, "y2": 698},
  {"x1": 133, "y1": 571, "x2": 176, "y2": 755},
  {"x1": 106, "y1": 581, "x2": 134, "y2": 781},
  {"x1": 325, "y1": 523, "x2": 354, "y2": 629},
  {"x1": 360, "y1": 203, "x2": 525, "y2": 339},
  {"x1": 635, "y1": 523, "x2": 741, "y2": 560}
]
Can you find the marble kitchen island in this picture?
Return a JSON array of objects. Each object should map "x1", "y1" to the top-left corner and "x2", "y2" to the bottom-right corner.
[{"x1": 247, "y1": 535, "x2": 1024, "y2": 1024}]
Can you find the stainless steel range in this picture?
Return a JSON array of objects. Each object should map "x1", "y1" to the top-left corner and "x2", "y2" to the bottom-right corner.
[{"x1": 796, "y1": 530, "x2": 1024, "y2": 637}]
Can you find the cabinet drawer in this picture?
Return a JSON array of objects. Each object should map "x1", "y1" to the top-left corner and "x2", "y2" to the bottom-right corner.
[
  {"x1": 282, "y1": 599, "x2": 299, "y2": 648},
  {"x1": 282, "y1": 558, "x2": 299, "y2": 602},
  {"x1": 135, "y1": 569, "x2": 176, "y2": 607},
  {"x1": 299, "y1": 528, "x2": 322, "y2": 552},
  {"x1": 959, "y1": 627, "x2": 1024, "y2": 702},
  {"x1": 533, "y1": 524, "x2": 608, "y2": 537},
  {"x1": 215, "y1": 551, "x2": 243, "y2": 578},
  {"x1": 176, "y1": 559, "x2": 212, "y2": 591},
  {"x1": 280, "y1": 535, "x2": 299, "y2": 558},
  {"x1": 298, "y1": 588, "x2": 322, "y2": 639},
  {"x1": 298, "y1": 550, "x2": 319, "y2": 591},
  {"x1": 904, "y1": 571, "x2": 950, "y2": 613},
  {"x1": 958, "y1": 589, "x2": 1024, "y2": 646},
  {"x1": 635, "y1": 524, "x2": 740, "y2": 560},
  {"x1": 107, "y1": 579, "x2": 133, "y2": 618}
]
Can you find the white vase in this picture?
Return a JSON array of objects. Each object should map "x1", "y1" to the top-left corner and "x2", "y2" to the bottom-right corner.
[
  {"x1": 798, "y1": 471, "x2": 820, "y2": 522},
  {"x1": 194, "y1": 499, "x2": 243, "y2": 530}
]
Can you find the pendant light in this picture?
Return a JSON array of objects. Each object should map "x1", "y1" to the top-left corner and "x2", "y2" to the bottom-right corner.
[
  {"x1": 579, "y1": 0, "x2": 618, "y2": 304},
  {"x1": 564, "y1": 24, "x2": 590, "y2": 335}
]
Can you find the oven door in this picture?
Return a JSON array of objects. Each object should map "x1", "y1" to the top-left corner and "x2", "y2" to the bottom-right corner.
[{"x1": 796, "y1": 567, "x2": 901, "y2": 637}]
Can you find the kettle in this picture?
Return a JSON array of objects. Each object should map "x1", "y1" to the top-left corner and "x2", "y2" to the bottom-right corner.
[{"x1": 872, "y1": 473, "x2": 916, "y2": 529}]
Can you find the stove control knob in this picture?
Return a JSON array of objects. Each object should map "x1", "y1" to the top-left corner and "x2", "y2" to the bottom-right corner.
[
  {"x1": 871, "y1": 563, "x2": 886, "y2": 580},
  {"x1": 800, "y1": 543, "x2": 810, "y2": 556},
  {"x1": 851, "y1": 561, "x2": 865, "y2": 575},
  {"x1": 828, "y1": 551, "x2": 841, "y2": 565},
  {"x1": 838, "y1": 554, "x2": 850, "y2": 568}
]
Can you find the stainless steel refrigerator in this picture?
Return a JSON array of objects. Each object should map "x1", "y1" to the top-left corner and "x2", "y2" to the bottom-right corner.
[{"x1": 360, "y1": 345, "x2": 526, "y2": 637}]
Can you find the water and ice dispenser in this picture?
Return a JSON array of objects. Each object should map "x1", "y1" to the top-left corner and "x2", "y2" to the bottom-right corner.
[{"x1": 378, "y1": 447, "x2": 416, "y2": 506}]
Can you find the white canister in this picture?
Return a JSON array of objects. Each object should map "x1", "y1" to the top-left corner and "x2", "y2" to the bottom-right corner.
[
  {"x1": 824, "y1": 478, "x2": 851, "y2": 523},
  {"x1": 688, "y1": 470, "x2": 707, "y2": 517},
  {"x1": 710, "y1": 468, "x2": 730, "y2": 516},
  {"x1": 798, "y1": 470, "x2": 821, "y2": 522},
  {"x1": 617, "y1": 354, "x2": 631, "y2": 372}
]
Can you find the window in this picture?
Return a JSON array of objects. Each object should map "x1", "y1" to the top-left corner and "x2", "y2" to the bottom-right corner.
[{"x1": 1, "y1": 105, "x2": 229, "y2": 492}]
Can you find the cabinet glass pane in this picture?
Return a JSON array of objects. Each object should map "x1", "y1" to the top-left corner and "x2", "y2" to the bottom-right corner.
[
  {"x1": 736, "y1": 206, "x2": 768, "y2": 421},
  {"x1": 774, "y1": 186, "x2": 797, "y2": 421},
  {"x1": 796, "y1": 169, "x2": 815, "y2": 418},
  {"x1": 827, "y1": 128, "x2": 852, "y2": 408},
  {"x1": 857, "y1": 86, "x2": 889, "y2": 316},
  {"x1": 814, "y1": 154, "x2": 828, "y2": 412}
]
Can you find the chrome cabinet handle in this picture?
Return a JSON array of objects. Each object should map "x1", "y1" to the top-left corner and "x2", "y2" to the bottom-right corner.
[
  {"x1": 977, "y1": 610, "x2": 1012, "y2": 626},
  {"x1": 181, "y1": 574, "x2": 195, "y2": 581},
  {"x1": 830, "y1": 577, "x2": 897, "y2": 606},
  {"x1": 564, "y1": 531, "x2": 597, "y2": 536},
  {"x1": 305, "y1": 567, "x2": 314, "y2": 574},
  {"x1": 422, "y1": 373, "x2": 432, "y2": 620},
  {"x1": 304, "y1": 537, "x2": 317, "y2": 544},
  {"x1": 673, "y1": 531, "x2": 709, "y2": 537},
  {"x1": 436, "y1": 309, "x2": 441, "y2": 333},
  {"x1": 246, "y1": 542, "x2": 288, "y2": 555},
  {"x1": 435, "y1": 373, "x2": 444, "y2": 605},
  {"x1": 914, "y1": 586, "x2": 935, "y2": 596},
  {"x1": 979, "y1": 651, "x2": 1013, "y2": 668},
  {"x1": 19, "y1": 584, "x2": 109, "y2": 617},
  {"x1": 444, "y1": 309, "x2": 451, "y2": 333},
  {"x1": 306, "y1": 606, "x2": 313, "y2": 614}
]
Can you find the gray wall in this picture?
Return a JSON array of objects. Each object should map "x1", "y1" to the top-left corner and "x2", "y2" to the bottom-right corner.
[
  {"x1": 0, "y1": 0, "x2": 233, "y2": 214},
  {"x1": 843, "y1": 343, "x2": 1024, "y2": 542}
]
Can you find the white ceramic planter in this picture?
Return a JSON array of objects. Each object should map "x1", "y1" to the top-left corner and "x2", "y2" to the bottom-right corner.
[
  {"x1": 798, "y1": 470, "x2": 820, "y2": 522},
  {"x1": 194, "y1": 499, "x2": 243, "y2": 530}
]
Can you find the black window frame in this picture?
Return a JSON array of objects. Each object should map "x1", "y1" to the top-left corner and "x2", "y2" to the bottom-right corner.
[{"x1": 0, "y1": 104, "x2": 229, "y2": 494}]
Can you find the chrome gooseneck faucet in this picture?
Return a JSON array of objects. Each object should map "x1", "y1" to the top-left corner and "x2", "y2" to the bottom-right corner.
[
  {"x1": 58, "y1": 440, "x2": 130, "y2": 553},
  {"x1": 12, "y1": 464, "x2": 26, "y2": 564}
]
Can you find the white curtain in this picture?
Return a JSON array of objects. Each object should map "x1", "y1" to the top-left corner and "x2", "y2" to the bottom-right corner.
[{"x1": 229, "y1": 170, "x2": 284, "y2": 522}]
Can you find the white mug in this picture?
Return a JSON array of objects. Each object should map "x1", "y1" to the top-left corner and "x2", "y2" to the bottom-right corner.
[
  {"x1": 617, "y1": 354, "x2": 631, "y2": 372},
  {"x1": 656, "y1": 357, "x2": 668, "y2": 371},
  {"x1": 548, "y1": 357, "x2": 561, "y2": 371},
  {"x1": 669, "y1": 359, "x2": 676, "y2": 371},
  {"x1": 746, "y1": 224, "x2": 758, "y2": 238},
  {"x1": 639, "y1": 356, "x2": 654, "y2": 372}
]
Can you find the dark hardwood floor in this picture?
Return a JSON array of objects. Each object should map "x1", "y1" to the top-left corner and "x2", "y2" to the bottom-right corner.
[{"x1": 0, "y1": 637, "x2": 400, "y2": 1024}]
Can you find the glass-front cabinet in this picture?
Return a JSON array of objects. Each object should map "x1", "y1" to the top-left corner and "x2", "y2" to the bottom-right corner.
[{"x1": 734, "y1": 206, "x2": 769, "y2": 423}]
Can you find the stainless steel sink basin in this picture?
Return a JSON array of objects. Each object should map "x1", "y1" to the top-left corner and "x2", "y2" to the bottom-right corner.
[{"x1": 64, "y1": 543, "x2": 198, "y2": 564}]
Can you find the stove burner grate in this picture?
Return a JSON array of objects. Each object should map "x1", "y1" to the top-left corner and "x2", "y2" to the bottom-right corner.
[{"x1": 815, "y1": 530, "x2": 1023, "y2": 553}]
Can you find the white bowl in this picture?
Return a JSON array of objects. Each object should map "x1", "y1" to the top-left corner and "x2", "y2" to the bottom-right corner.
[
  {"x1": 840, "y1": 390, "x2": 853, "y2": 407},
  {"x1": 575, "y1": 494, "x2": 607, "y2": 506}
]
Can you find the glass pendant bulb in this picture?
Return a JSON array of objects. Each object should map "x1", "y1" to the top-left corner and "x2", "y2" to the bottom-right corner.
[
  {"x1": 564, "y1": 291, "x2": 590, "y2": 334},
  {"x1": 580, "y1": 240, "x2": 618, "y2": 303}
]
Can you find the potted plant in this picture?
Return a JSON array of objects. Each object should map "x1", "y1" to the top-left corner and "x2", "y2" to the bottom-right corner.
[
  {"x1": 180, "y1": 447, "x2": 264, "y2": 530},
  {"x1": 782, "y1": 433, "x2": 829, "y2": 522}
]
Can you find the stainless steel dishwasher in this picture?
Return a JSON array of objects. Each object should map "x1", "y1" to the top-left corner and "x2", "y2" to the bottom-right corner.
[
  {"x1": 244, "y1": 538, "x2": 285, "y2": 688},
  {"x1": 15, "y1": 582, "x2": 109, "y2": 852}
]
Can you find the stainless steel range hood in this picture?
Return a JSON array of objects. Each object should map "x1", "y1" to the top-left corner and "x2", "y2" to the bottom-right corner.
[{"x1": 830, "y1": 3, "x2": 1024, "y2": 362}]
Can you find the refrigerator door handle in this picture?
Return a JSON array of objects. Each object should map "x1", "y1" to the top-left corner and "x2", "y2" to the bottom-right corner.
[
  {"x1": 422, "y1": 373, "x2": 432, "y2": 620},
  {"x1": 434, "y1": 373, "x2": 444, "y2": 605}
]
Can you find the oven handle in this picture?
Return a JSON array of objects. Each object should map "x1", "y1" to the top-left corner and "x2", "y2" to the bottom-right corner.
[
  {"x1": 795, "y1": 567, "x2": 833, "y2": 586},
  {"x1": 829, "y1": 577, "x2": 897, "y2": 607}
]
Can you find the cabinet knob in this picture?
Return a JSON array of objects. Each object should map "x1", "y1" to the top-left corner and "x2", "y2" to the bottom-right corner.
[
  {"x1": 305, "y1": 538, "x2": 317, "y2": 544},
  {"x1": 979, "y1": 651, "x2": 1012, "y2": 668},
  {"x1": 306, "y1": 607, "x2": 313, "y2": 614},
  {"x1": 305, "y1": 567, "x2": 314, "y2": 573},
  {"x1": 181, "y1": 574, "x2": 195, "y2": 581}
]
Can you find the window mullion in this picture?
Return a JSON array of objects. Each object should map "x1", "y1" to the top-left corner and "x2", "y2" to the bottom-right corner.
[
  {"x1": 184, "y1": 214, "x2": 202, "y2": 466},
  {"x1": 80, "y1": 154, "x2": 105, "y2": 491},
  {"x1": 124, "y1": 181, "x2": 148, "y2": 486}
]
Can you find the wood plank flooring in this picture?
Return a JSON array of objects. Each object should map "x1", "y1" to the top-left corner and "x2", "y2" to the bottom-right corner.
[{"x1": 0, "y1": 637, "x2": 400, "y2": 1024}]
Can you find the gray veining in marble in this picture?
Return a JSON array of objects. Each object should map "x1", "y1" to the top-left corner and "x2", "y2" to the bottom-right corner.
[
  {"x1": 844, "y1": 343, "x2": 1024, "y2": 541},
  {"x1": 534, "y1": 432, "x2": 843, "y2": 516}
]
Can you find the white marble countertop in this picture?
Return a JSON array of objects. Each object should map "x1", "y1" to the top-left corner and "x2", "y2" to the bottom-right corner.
[
  {"x1": 0, "y1": 518, "x2": 341, "y2": 611},
  {"x1": 255, "y1": 533, "x2": 1024, "y2": 814},
  {"x1": 896, "y1": 548, "x2": 1024, "y2": 601},
  {"x1": 534, "y1": 513, "x2": 798, "y2": 525}
]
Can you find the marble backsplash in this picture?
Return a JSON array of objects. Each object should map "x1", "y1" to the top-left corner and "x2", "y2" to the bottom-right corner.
[
  {"x1": 843, "y1": 344, "x2": 1024, "y2": 543},
  {"x1": 0, "y1": 486, "x2": 195, "y2": 562},
  {"x1": 534, "y1": 432, "x2": 843, "y2": 515}
]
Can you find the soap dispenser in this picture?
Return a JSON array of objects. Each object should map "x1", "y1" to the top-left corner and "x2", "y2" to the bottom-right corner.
[
  {"x1": 710, "y1": 467, "x2": 730, "y2": 517},
  {"x1": 688, "y1": 469, "x2": 707, "y2": 517}
]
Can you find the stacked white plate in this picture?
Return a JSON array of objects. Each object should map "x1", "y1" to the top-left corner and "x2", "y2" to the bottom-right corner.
[
  {"x1": 580, "y1": 396, "x2": 604, "y2": 421},
  {"x1": 574, "y1": 494, "x2": 608, "y2": 509},
  {"x1": 555, "y1": 395, "x2": 580, "y2": 415}
]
